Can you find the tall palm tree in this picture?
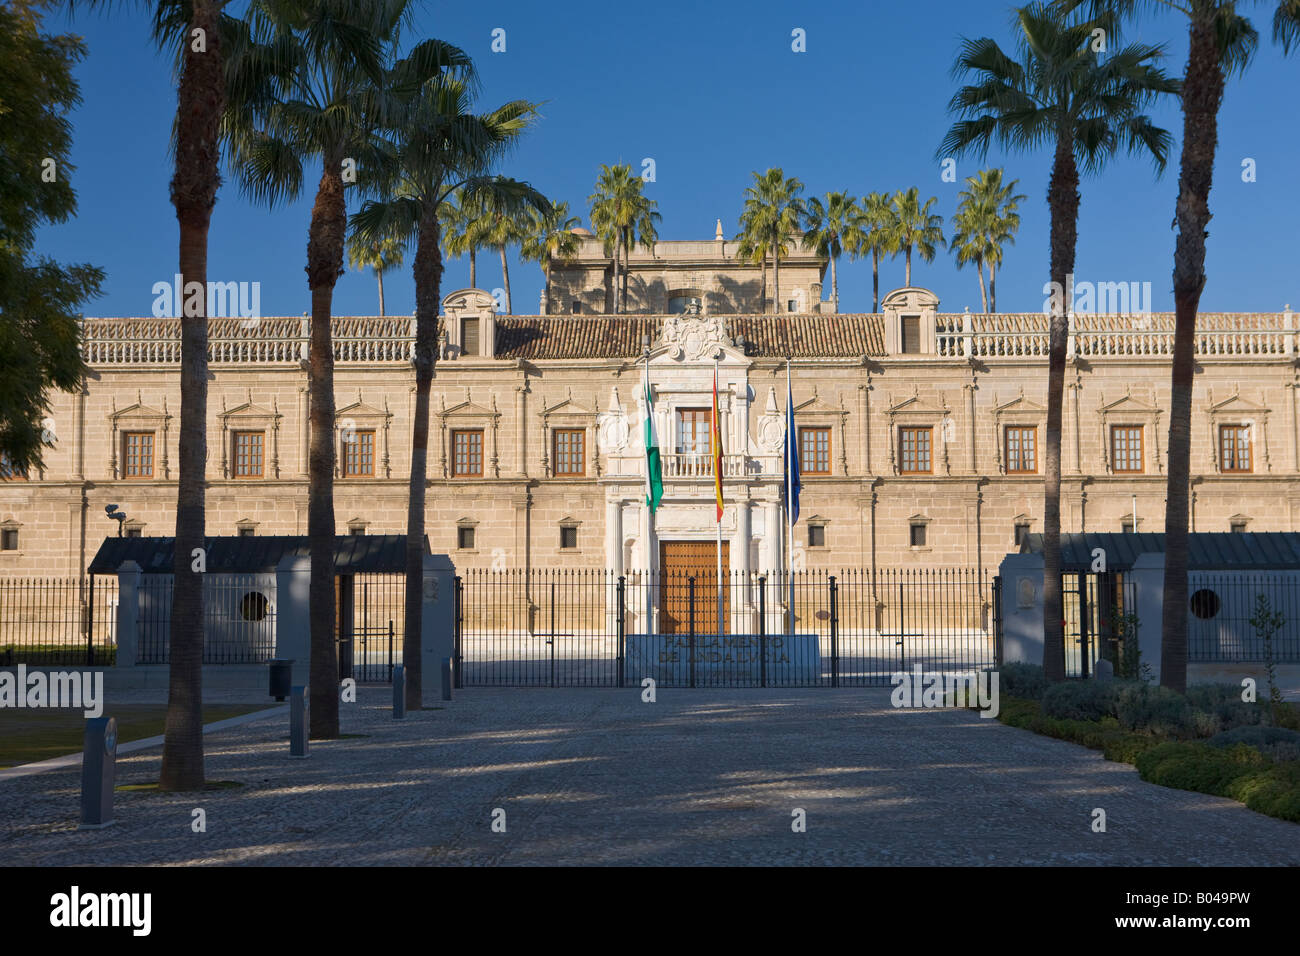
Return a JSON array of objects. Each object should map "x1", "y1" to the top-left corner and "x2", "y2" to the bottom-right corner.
[
  {"x1": 346, "y1": 233, "x2": 406, "y2": 315},
  {"x1": 520, "y1": 200, "x2": 581, "y2": 314},
  {"x1": 803, "y1": 191, "x2": 861, "y2": 311},
  {"x1": 478, "y1": 183, "x2": 531, "y2": 314},
  {"x1": 225, "y1": 0, "x2": 423, "y2": 738},
  {"x1": 734, "y1": 229, "x2": 771, "y2": 313},
  {"x1": 352, "y1": 74, "x2": 545, "y2": 709},
  {"x1": 440, "y1": 189, "x2": 486, "y2": 287},
  {"x1": 588, "y1": 163, "x2": 659, "y2": 313},
  {"x1": 1060, "y1": 1, "x2": 1300, "y2": 694},
  {"x1": 890, "y1": 187, "x2": 946, "y2": 287},
  {"x1": 939, "y1": 2, "x2": 1176, "y2": 682},
  {"x1": 847, "y1": 191, "x2": 897, "y2": 312},
  {"x1": 737, "y1": 168, "x2": 806, "y2": 313},
  {"x1": 951, "y1": 169, "x2": 1026, "y2": 311}
]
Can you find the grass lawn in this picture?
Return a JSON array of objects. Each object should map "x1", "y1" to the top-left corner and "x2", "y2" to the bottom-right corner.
[{"x1": 0, "y1": 704, "x2": 268, "y2": 770}]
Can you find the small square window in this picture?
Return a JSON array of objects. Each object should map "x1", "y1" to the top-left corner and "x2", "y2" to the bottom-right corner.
[
  {"x1": 458, "y1": 526, "x2": 476, "y2": 550},
  {"x1": 1014, "y1": 523, "x2": 1030, "y2": 548},
  {"x1": 1230, "y1": 521, "x2": 1247, "y2": 534},
  {"x1": 1120, "y1": 521, "x2": 1135, "y2": 535},
  {"x1": 125, "y1": 526, "x2": 143, "y2": 539},
  {"x1": 570, "y1": 300, "x2": 581, "y2": 314},
  {"x1": 1, "y1": 528, "x2": 18, "y2": 551},
  {"x1": 909, "y1": 523, "x2": 927, "y2": 548},
  {"x1": 349, "y1": 524, "x2": 367, "y2": 536},
  {"x1": 560, "y1": 526, "x2": 578, "y2": 550},
  {"x1": 808, "y1": 525, "x2": 826, "y2": 548},
  {"x1": 237, "y1": 526, "x2": 255, "y2": 538}
]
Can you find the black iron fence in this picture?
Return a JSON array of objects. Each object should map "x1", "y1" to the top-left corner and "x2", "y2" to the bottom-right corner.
[
  {"x1": 1187, "y1": 571, "x2": 1300, "y2": 662},
  {"x1": 138, "y1": 574, "x2": 276, "y2": 664},
  {"x1": 338, "y1": 572, "x2": 404, "y2": 682},
  {"x1": 0, "y1": 577, "x2": 118, "y2": 665},
  {"x1": 454, "y1": 567, "x2": 997, "y2": 687}
]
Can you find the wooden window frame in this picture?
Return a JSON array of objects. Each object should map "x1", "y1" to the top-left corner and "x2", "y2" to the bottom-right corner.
[
  {"x1": 1110, "y1": 425, "x2": 1145, "y2": 474},
  {"x1": 122, "y1": 431, "x2": 155, "y2": 479},
  {"x1": 552, "y1": 429, "x2": 586, "y2": 477},
  {"x1": 1219, "y1": 424, "x2": 1253, "y2": 474},
  {"x1": 451, "y1": 429, "x2": 484, "y2": 478},
  {"x1": 232, "y1": 430, "x2": 265, "y2": 479},
  {"x1": 457, "y1": 525, "x2": 476, "y2": 550},
  {"x1": 1004, "y1": 425, "x2": 1038, "y2": 475},
  {"x1": 343, "y1": 428, "x2": 377, "y2": 478},
  {"x1": 898, "y1": 426, "x2": 933, "y2": 475},
  {"x1": 799, "y1": 426, "x2": 832, "y2": 476}
]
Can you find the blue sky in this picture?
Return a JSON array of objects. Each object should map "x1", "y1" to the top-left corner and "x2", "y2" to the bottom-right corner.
[{"x1": 36, "y1": 0, "x2": 1300, "y2": 317}]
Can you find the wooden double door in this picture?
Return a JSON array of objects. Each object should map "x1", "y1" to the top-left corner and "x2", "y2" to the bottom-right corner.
[{"x1": 659, "y1": 540, "x2": 729, "y2": 635}]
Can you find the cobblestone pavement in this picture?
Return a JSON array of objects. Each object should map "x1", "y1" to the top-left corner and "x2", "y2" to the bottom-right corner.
[{"x1": 2, "y1": 687, "x2": 1296, "y2": 866}]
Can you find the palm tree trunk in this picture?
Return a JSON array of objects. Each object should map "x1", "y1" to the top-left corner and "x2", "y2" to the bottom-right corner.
[
  {"x1": 830, "y1": 252, "x2": 838, "y2": 311},
  {"x1": 1043, "y1": 129, "x2": 1081, "y2": 684},
  {"x1": 544, "y1": 259, "x2": 552, "y2": 314},
  {"x1": 773, "y1": 250, "x2": 781, "y2": 314},
  {"x1": 499, "y1": 243, "x2": 511, "y2": 315},
  {"x1": 377, "y1": 268, "x2": 385, "y2": 317},
  {"x1": 1163, "y1": 20, "x2": 1225, "y2": 695},
  {"x1": 620, "y1": 230, "x2": 630, "y2": 313},
  {"x1": 610, "y1": 249, "x2": 619, "y2": 314},
  {"x1": 469, "y1": 248, "x2": 476, "y2": 288},
  {"x1": 976, "y1": 255, "x2": 988, "y2": 312},
  {"x1": 872, "y1": 250, "x2": 880, "y2": 312},
  {"x1": 160, "y1": 0, "x2": 222, "y2": 792},
  {"x1": 759, "y1": 257, "x2": 767, "y2": 313},
  {"x1": 305, "y1": 162, "x2": 344, "y2": 739},
  {"x1": 905, "y1": 246, "x2": 913, "y2": 287},
  {"x1": 405, "y1": 209, "x2": 442, "y2": 709},
  {"x1": 989, "y1": 263, "x2": 997, "y2": 313}
]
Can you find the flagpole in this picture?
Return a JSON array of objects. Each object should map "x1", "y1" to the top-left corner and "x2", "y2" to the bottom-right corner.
[
  {"x1": 644, "y1": 346, "x2": 653, "y2": 638},
  {"x1": 786, "y1": 358, "x2": 794, "y2": 639},
  {"x1": 715, "y1": 357, "x2": 723, "y2": 637}
]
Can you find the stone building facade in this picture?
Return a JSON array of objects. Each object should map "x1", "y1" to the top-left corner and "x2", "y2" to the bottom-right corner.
[{"x1": 2, "y1": 284, "x2": 1297, "y2": 586}]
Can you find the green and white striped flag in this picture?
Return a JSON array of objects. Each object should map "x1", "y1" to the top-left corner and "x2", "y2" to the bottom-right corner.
[{"x1": 643, "y1": 359, "x2": 663, "y2": 512}]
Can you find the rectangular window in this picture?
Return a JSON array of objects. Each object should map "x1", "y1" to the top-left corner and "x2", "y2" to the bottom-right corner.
[
  {"x1": 1230, "y1": 521, "x2": 1248, "y2": 534},
  {"x1": 676, "y1": 408, "x2": 713, "y2": 474},
  {"x1": 1014, "y1": 523, "x2": 1030, "y2": 548},
  {"x1": 462, "y1": 317, "x2": 479, "y2": 356},
  {"x1": 237, "y1": 526, "x2": 255, "y2": 538},
  {"x1": 0, "y1": 453, "x2": 27, "y2": 480},
  {"x1": 343, "y1": 429, "x2": 376, "y2": 477},
  {"x1": 909, "y1": 523, "x2": 927, "y2": 548},
  {"x1": 1, "y1": 528, "x2": 18, "y2": 551},
  {"x1": 457, "y1": 526, "x2": 475, "y2": 550},
  {"x1": 1220, "y1": 425, "x2": 1252, "y2": 473},
  {"x1": 233, "y1": 431, "x2": 264, "y2": 478},
  {"x1": 899, "y1": 427, "x2": 932, "y2": 474},
  {"x1": 901, "y1": 315, "x2": 921, "y2": 354},
  {"x1": 125, "y1": 527, "x2": 142, "y2": 539},
  {"x1": 1120, "y1": 520, "x2": 1135, "y2": 535},
  {"x1": 808, "y1": 524, "x2": 826, "y2": 548},
  {"x1": 560, "y1": 526, "x2": 578, "y2": 550},
  {"x1": 452, "y1": 429, "x2": 484, "y2": 477},
  {"x1": 1005, "y1": 426, "x2": 1038, "y2": 474},
  {"x1": 799, "y1": 427, "x2": 831, "y2": 476},
  {"x1": 1110, "y1": 426, "x2": 1144, "y2": 473},
  {"x1": 553, "y1": 429, "x2": 586, "y2": 477},
  {"x1": 123, "y1": 431, "x2": 155, "y2": 479}
]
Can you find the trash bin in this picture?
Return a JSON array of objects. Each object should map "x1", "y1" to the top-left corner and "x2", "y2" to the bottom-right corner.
[{"x1": 269, "y1": 659, "x2": 293, "y2": 701}]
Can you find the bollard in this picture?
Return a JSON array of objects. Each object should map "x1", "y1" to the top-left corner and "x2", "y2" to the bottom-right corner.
[
  {"x1": 392, "y1": 664, "x2": 406, "y2": 719},
  {"x1": 441, "y1": 656, "x2": 452, "y2": 701},
  {"x1": 269, "y1": 659, "x2": 292, "y2": 701},
  {"x1": 290, "y1": 685, "x2": 309, "y2": 758},
  {"x1": 79, "y1": 716, "x2": 117, "y2": 829}
]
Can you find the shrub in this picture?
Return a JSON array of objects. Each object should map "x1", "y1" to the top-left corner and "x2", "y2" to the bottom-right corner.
[
  {"x1": 1185, "y1": 683, "x2": 1266, "y2": 735},
  {"x1": 1136, "y1": 741, "x2": 1300, "y2": 822},
  {"x1": 1042, "y1": 679, "x2": 1118, "y2": 722},
  {"x1": 1114, "y1": 682, "x2": 1194, "y2": 737},
  {"x1": 997, "y1": 662, "x2": 1047, "y2": 701},
  {"x1": 1208, "y1": 725, "x2": 1300, "y2": 762}
]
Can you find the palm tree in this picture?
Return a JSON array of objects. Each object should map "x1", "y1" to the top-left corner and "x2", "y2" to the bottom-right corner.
[
  {"x1": 225, "y1": 0, "x2": 424, "y2": 738},
  {"x1": 1059, "y1": 1, "x2": 1300, "y2": 695},
  {"x1": 939, "y1": 2, "x2": 1177, "y2": 682},
  {"x1": 520, "y1": 200, "x2": 581, "y2": 314},
  {"x1": 803, "y1": 191, "x2": 861, "y2": 312},
  {"x1": 890, "y1": 187, "x2": 946, "y2": 287},
  {"x1": 478, "y1": 183, "x2": 532, "y2": 314},
  {"x1": 352, "y1": 74, "x2": 545, "y2": 709},
  {"x1": 347, "y1": 234, "x2": 406, "y2": 315},
  {"x1": 588, "y1": 163, "x2": 659, "y2": 313},
  {"x1": 440, "y1": 189, "x2": 486, "y2": 287},
  {"x1": 847, "y1": 191, "x2": 897, "y2": 312},
  {"x1": 951, "y1": 169, "x2": 1026, "y2": 311},
  {"x1": 734, "y1": 229, "x2": 771, "y2": 313},
  {"x1": 737, "y1": 168, "x2": 806, "y2": 313}
]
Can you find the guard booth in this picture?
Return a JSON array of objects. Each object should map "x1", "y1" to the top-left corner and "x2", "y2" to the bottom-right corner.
[{"x1": 89, "y1": 534, "x2": 426, "y2": 681}]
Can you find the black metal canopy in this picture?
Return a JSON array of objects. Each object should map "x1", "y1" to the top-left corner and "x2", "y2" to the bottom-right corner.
[
  {"x1": 1019, "y1": 532, "x2": 1300, "y2": 572},
  {"x1": 88, "y1": 535, "x2": 426, "y2": 575}
]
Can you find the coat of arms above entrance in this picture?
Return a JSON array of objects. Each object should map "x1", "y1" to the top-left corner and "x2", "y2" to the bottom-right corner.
[{"x1": 660, "y1": 313, "x2": 728, "y2": 362}]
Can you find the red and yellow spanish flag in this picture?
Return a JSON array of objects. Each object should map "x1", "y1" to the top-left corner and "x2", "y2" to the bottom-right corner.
[{"x1": 712, "y1": 366, "x2": 724, "y2": 522}]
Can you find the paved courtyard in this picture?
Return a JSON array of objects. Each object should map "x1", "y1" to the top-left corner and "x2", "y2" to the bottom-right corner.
[{"x1": 1, "y1": 687, "x2": 1297, "y2": 866}]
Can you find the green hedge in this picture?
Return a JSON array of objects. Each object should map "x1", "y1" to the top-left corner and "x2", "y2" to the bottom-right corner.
[{"x1": 1136, "y1": 742, "x2": 1300, "y2": 823}]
